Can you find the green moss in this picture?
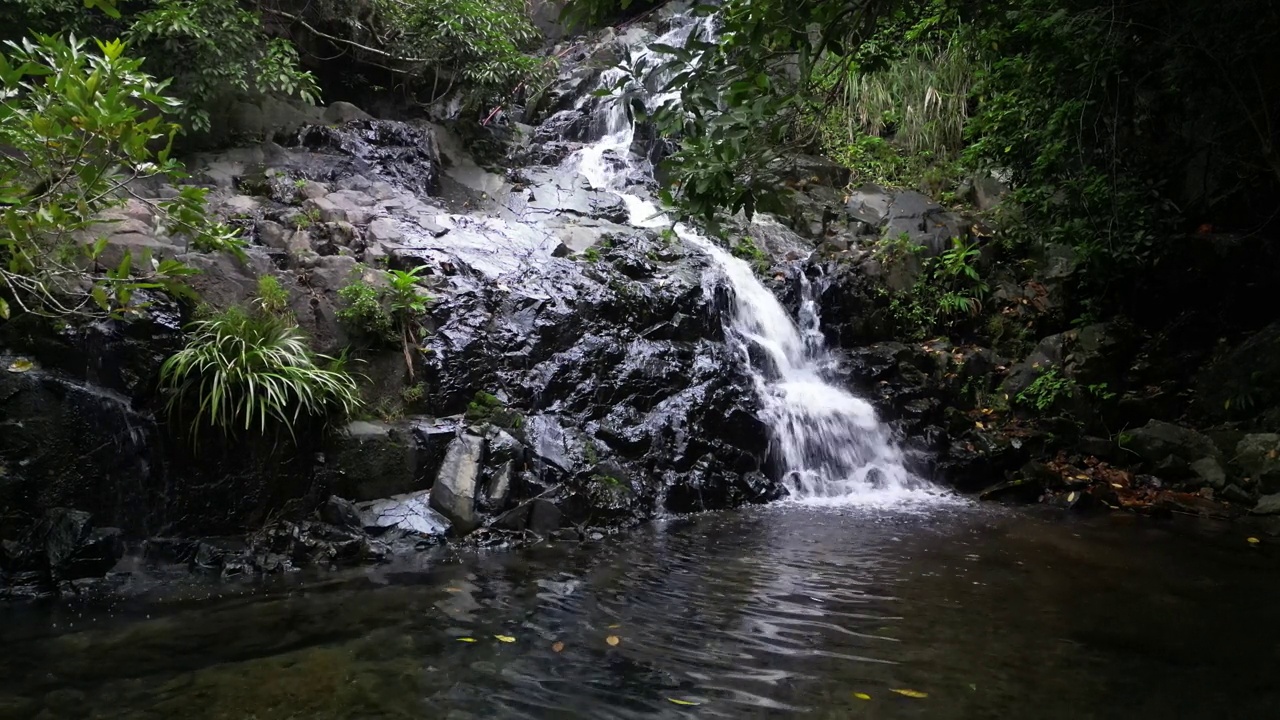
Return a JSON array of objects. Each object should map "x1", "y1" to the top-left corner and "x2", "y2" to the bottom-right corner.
[{"x1": 464, "y1": 390, "x2": 524, "y2": 429}]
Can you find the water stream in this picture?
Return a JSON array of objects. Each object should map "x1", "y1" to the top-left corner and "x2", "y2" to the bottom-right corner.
[{"x1": 573, "y1": 14, "x2": 926, "y2": 503}]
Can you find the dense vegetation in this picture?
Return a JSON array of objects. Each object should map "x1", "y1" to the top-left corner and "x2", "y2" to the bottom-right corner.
[
  {"x1": 0, "y1": 0, "x2": 550, "y2": 131},
  {"x1": 580, "y1": 0, "x2": 1279, "y2": 321}
]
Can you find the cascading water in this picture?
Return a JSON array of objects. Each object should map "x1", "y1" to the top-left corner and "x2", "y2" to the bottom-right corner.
[{"x1": 569, "y1": 13, "x2": 934, "y2": 503}]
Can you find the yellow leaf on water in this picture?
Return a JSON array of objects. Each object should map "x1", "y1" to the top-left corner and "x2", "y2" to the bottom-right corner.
[
  {"x1": 552, "y1": 641, "x2": 565, "y2": 652},
  {"x1": 605, "y1": 635, "x2": 621, "y2": 647},
  {"x1": 7, "y1": 358, "x2": 34, "y2": 373},
  {"x1": 667, "y1": 698, "x2": 700, "y2": 706},
  {"x1": 1247, "y1": 537, "x2": 1261, "y2": 544},
  {"x1": 456, "y1": 637, "x2": 477, "y2": 643},
  {"x1": 974, "y1": 421, "x2": 985, "y2": 429},
  {"x1": 445, "y1": 587, "x2": 462, "y2": 593},
  {"x1": 853, "y1": 692, "x2": 872, "y2": 700},
  {"x1": 891, "y1": 689, "x2": 928, "y2": 698},
  {"x1": 608, "y1": 623, "x2": 621, "y2": 629},
  {"x1": 494, "y1": 635, "x2": 516, "y2": 643},
  {"x1": 1066, "y1": 491, "x2": 1077, "y2": 503}
]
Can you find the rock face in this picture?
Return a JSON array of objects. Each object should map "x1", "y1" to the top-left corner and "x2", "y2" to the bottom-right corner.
[{"x1": 1, "y1": 15, "x2": 795, "y2": 594}]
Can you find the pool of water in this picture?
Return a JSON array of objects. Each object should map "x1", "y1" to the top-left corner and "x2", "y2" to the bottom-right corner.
[{"x1": 2, "y1": 502, "x2": 1278, "y2": 719}]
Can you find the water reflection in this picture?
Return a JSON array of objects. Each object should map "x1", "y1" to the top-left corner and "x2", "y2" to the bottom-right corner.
[{"x1": 2, "y1": 505, "x2": 1280, "y2": 719}]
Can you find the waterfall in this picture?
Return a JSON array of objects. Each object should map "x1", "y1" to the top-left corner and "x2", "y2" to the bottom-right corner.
[{"x1": 568, "y1": 14, "x2": 934, "y2": 503}]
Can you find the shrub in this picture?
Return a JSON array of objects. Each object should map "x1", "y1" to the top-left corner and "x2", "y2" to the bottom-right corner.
[
  {"x1": 2, "y1": 0, "x2": 321, "y2": 133},
  {"x1": 337, "y1": 279, "x2": 395, "y2": 342},
  {"x1": 336, "y1": 267, "x2": 431, "y2": 345},
  {"x1": 159, "y1": 306, "x2": 361, "y2": 437},
  {"x1": 0, "y1": 33, "x2": 240, "y2": 322}
]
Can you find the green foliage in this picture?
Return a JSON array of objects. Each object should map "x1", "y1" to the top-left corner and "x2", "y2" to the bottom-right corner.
[
  {"x1": 159, "y1": 306, "x2": 361, "y2": 438},
  {"x1": 292, "y1": 206, "x2": 321, "y2": 230},
  {"x1": 1015, "y1": 366, "x2": 1074, "y2": 412},
  {"x1": 1, "y1": 0, "x2": 321, "y2": 133},
  {"x1": 401, "y1": 382, "x2": 426, "y2": 404},
  {"x1": 0, "y1": 34, "x2": 238, "y2": 321},
  {"x1": 337, "y1": 267, "x2": 432, "y2": 347},
  {"x1": 580, "y1": 246, "x2": 602, "y2": 262},
  {"x1": 879, "y1": 235, "x2": 988, "y2": 337},
  {"x1": 337, "y1": 279, "x2": 395, "y2": 341},
  {"x1": 254, "y1": 274, "x2": 289, "y2": 317},
  {"x1": 301, "y1": 0, "x2": 550, "y2": 111},
  {"x1": 730, "y1": 237, "x2": 770, "y2": 274},
  {"x1": 572, "y1": 0, "x2": 1280, "y2": 314}
]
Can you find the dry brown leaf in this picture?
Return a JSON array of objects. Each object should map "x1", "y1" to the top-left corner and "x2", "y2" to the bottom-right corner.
[{"x1": 552, "y1": 641, "x2": 565, "y2": 652}]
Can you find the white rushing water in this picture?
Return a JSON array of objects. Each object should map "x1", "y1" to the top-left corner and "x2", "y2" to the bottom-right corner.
[{"x1": 568, "y1": 15, "x2": 936, "y2": 504}]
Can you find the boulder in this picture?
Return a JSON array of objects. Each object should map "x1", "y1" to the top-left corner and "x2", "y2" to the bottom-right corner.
[
  {"x1": 5, "y1": 509, "x2": 125, "y2": 583},
  {"x1": 1235, "y1": 434, "x2": 1280, "y2": 493},
  {"x1": 323, "y1": 101, "x2": 373, "y2": 125},
  {"x1": 1252, "y1": 493, "x2": 1280, "y2": 515},
  {"x1": 845, "y1": 183, "x2": 893, "y2": 227},
  {"x1": 1125, "y1": 420, "x2": 1221, "y2": 478},
  {"x1": 429, "y1": 434, "x2": 486, "y2": 533}
]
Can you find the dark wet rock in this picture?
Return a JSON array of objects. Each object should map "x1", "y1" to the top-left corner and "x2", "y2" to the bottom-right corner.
[
  {"x1": 1236, "y1": 434, "x2": 1280, "y2": 493},
  {"x1": 323, "y1": 420, "x2": 426, "y2": 501},
  {"x1": 291, "y1": 119, "x2": 441, "y2": 196},
  {"x1": 1252, "y1": 493, "x2": 1280, "y2": 515},
  {"x1": 1189, "y1": 457, "x2": 1228, "y2": 490},
  {"x1": 5, "y1": 509, "x2": 125, "y2": 584},
  {"x1": 492, "y1": 497, "x2": 564, "y2": 535},
  {"x1": 429, "y1": 434, "x2": 486, "y2": 533},
  {"x1": 319, "y1": 495, "x2": 363, "y2": 530},
  {"x1": 1125, "y1": 420, "x2": 1222, "y2": 478},
  {"x1": 0, "y1": 361, "x2": 160, "y2": 537}
]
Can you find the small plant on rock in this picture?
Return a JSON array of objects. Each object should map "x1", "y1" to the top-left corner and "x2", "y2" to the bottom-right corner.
[
  {"x1": 293, "y1": 207, "x2": 322, "y2": 230},
  {"x1": 464, "y1": 390, "x2": 523, "y2": 429},
  {"x1": 1016, "y1": 367, "x2": 1075, "y2": 412},
  {"x1": 337, "y1": 279, "x2": 394, "y2": 340},
  {"x1": 254, "y1": 275, "x2": 290, "y2": 317}
]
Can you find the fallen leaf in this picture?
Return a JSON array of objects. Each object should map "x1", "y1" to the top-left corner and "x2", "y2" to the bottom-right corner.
[
  {"x1": 608, "y1": 623, "x2": 621, "y2": 629},
  {"x1": 853, "y1": 692, "x2": 871, "y2": 700},
  {"x1": 975, "y1": 421, "x2": 985, "y2": 429},
  {"x1": 1247, "y1": 537, "x2": 1261, "y2": 544},
  {"x1": 552, "y1": 641, "x2": 565, "y2": 652},
  {"x1": 891, "y1": 689, "x2": 928, "y2": 698},
  {"x1": 456, "y1": 637, "x2": 477, "y2": 643},
  {"x1": 445, "y1": 587, "x2": 462, "y2": 593},
  {"x1": 7, "y1": 358, "x2": 34, "y2": 373},
  {"x1": 667, "y1": 698, "x2": 701, "y2": 706},
  {"x1": 605, "y1": 635, "x2": 621, "y2": 647},
  {"x1": 1066, "y1": 491, "x2": 1077, "y2": 503},
  {"x1": 494, "y1": 635, "x2": 516, "y2": 643}
]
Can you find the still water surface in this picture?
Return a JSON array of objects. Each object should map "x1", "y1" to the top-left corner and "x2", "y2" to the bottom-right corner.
[{"x1": 2, "y1": 502, "x2": 1278, "y2": 719}]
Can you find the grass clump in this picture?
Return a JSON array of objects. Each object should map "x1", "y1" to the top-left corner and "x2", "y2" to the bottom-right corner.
[{"x1": 159, "y1": 306, "x2": 361, "y2": 438}]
